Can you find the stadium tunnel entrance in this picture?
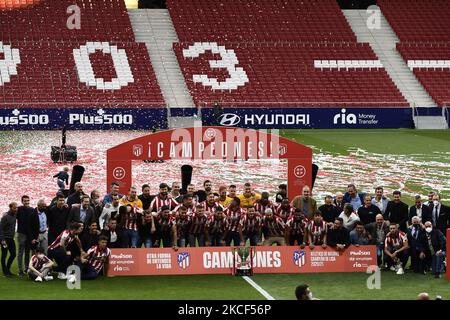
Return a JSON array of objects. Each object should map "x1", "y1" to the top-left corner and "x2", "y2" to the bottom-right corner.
[{"x1": 106, "y1": 127, "x2": 312, "y2": 200}]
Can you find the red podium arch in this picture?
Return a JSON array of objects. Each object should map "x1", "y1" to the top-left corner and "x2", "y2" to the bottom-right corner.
[{"x1": 106, "y1": 127, "x2": 312, "y2": 199}]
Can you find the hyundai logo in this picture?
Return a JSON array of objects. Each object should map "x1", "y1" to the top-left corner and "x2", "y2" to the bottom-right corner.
[{"x1": 218, "y1": 113, "x2": 241, "y2": 126}]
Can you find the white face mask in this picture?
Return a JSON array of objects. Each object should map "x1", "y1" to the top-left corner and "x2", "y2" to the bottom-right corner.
[
  {"x1": 433, "y1": 201, "x2": 439, "y2": 206},
  {"x1": 307, "y1": 292, "x2": 313, "y2": 300},
  {"x1": 425, "y1": 227, "x2": 432, "y2": 233}
]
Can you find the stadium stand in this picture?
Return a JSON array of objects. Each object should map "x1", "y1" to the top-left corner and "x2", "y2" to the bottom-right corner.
[
  {"x1": 0, "y1": 0, "x2": 165, "y2": 108},
  {"x1": 378, "y1": 0, "x2": 450, "y2": 107},
  {"x1": 168, "y1": 0, "x2": 408, "y2": 108}
]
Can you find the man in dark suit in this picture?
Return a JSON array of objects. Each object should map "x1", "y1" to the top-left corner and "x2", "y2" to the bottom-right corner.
[
  {"x1": 101, "y1": 218, "x2": 123, "y2": 248},
  {"x1": 47, "y1": 195, "x2": 70, "y2": 246},
  {"x1": 408, "y1": 195, "x2": 431, "y2": 224},
  {"x1": 421, "y1": 221, "x2": 447, "y2": 278},
  {"x1": 67, "y1": 195, "x2": 95, "y2": 230},
  {"x1": 428, "y1": 194, "x2": 450, "y2": 235},
  {"x1": 326, "y1": 217, "x2": 350, "y2": 250},
  {"x1": 406, "y1": 216, "x2": 427, "y2": 273},
  {"x1": 384, "y1": 190, "x2": 409, "y2": 232},
  {"x1": 66, "y1": 182, "x2": 87, "y2": 208}
]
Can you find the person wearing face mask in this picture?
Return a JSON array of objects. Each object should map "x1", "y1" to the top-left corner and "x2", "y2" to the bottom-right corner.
[
  {"x1": 27, "y1": 247, "x2": 54, "y2": 282},
  {"x1": 429, "y1": 194, "x2": 450, "y2": 235},
  {"x1": 333, "y1": 192, "x2": 345, "y2": 214},
  {"x1": 421, "y1": 221, "x2": 446, "y2": 278},
  {"x1": 295, "y1": 284, "x2": 318, "y2": 301},
  {"x1": 406, "y1": 216, "x2": 426, "y2": 274}
]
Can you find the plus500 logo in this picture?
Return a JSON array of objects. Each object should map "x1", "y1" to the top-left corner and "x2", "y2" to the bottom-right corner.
[
  {"x1": 69, "y1": 110, "x2": 133, "y2": 125},
  {"x1": 0, "y1": 110, "x2": 49, "y2": 125}
]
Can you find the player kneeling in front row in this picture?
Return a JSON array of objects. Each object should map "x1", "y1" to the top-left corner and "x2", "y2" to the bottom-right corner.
[
  {"x1": 28, "y1": 247, "x2": 54, "y2": 282},
  {"x1": 77, "y1": 236, "x2": 111, "y2": 280}
]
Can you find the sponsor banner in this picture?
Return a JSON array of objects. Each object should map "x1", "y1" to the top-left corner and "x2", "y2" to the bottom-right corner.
[
  {"x1": 107, "y1": 245, "x2": 376, "y2": 276},
  {"x1": 202, "y1": 107, "x2": 413, "y2": 129},
  {"x1": 0, "y1": 107, "x2": 168, "y2": 130}
]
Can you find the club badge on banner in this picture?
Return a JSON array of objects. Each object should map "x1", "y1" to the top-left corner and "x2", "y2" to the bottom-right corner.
[{"x1": 107, "y1": 245, "x2": 377, "y2": 276}]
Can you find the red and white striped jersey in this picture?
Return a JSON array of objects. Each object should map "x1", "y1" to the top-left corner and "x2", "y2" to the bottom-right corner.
[
  {"x1": 123, "y1": 209, "x2": 141, "y2": 231},
  {"x1": 86, "y1": 245, "x2": 111, "y2": 274},
  {"x1": 306, "y1": 221, "x2": 327, "y2": 245},
  {"x1": 30, "y1": 255, "x2": 50, "y2": 271},
  {"x1": 254, "y1": 201, "x2": 277, "y2": 216},
  {"x1": 150, "y1": 195, "x2": 179, "y2": 212},
  {"x1": 200, "y1": 201, "x2": 223, "y2": 215},
  {"x1": 206, "y1": 215, "x2": 229, "y2": 234},
  {"x1": 224, "y1": 207, "x2": 244, "y2": 232},
  {"x1": 262, "y1": 216, "x2": 286, "y2": 237},
  {"x1": 189, "y1": 214, "x2": 208, "y2": 235},
  {"x1": 48, "y1": 230, "x2": 77, "y2": 251},
  {"x1": 275, "y1": 204, "x2": 296, "y2": 222},
  {"x1": 286, "y1": 216, "x2": 308, "y2": 236},
  {"x1": 174, "y1": 204, "x2": 196, "y2": 216},
  {"x1": 385, "y1": 231, "x2": 407, "y2": 250},
  {"x1": 240, "y1": 215, "x2": 262, "y2": 234},
  {"x1": 176, "y1": 216, "x2": 191, "y2": 239},
  {"x1": 157, "y1": 215, "x2": 175, "y2": 235}
]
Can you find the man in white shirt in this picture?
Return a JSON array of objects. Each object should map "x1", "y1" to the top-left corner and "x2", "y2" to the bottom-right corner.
[
  {"x1": 339, "y1": 203, "x2": 360, "y2": 231},
  {"x1": 99, "y1": 195, "x2": 122, "y2": 230}
]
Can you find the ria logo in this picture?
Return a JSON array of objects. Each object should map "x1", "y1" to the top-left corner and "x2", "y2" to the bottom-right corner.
[
  {"x1": 333, "y1": 108, "x2": 357, "y2": 125},
  {"x1": 218, "y1": 113, "x2": 241, "y2": 126}
]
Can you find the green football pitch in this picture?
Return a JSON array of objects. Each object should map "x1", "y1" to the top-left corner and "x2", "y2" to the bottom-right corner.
[
  {"x1": 0, "y1": 129, "x2": 449, "y2": 300},
  {"x1": 0, "y1": 270, "x2": 449, "y2": 300}
]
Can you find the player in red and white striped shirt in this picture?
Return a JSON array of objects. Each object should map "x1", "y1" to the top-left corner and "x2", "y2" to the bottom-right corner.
[
  {"x1": 188, "y1": 205, "x2": 208, "y2": 247},
  {"x1": 306, "y1": 211, "x2": 328, "y2": 248},
  {"x1": 155, "y1": 205, "x2": 177, "y2": 248},
  {"x1": 206, "y1": 206, "x2": 229, "y2": 246},
  {"x1": 174, "y1": 194, "x2": 196, "y2": 217},
  {"x1": 224, "y1": 198, "x2": 244, "y2": 246},
  {"x1": 47, "y1": 222, "x2": 83, "y2": 280},
  {"x1": 275, "y1": 198, "x2": 296, "y2": 223},
  {"x1": 286, "y1": 209, "x2": 308, "y2": 246},
  {"x1": 118, "y1": 204, "x2": 143, "y2": 248},
  {"x1": 149, "y1": 183, "x2": 179, "y2": 213},
  {"x1": 175, "y1": 206, "x2": 191, "y2": 247},
  {"x1": 28, "y1": 247, "x2": 54, "y2": 282},
  {"x1": 200, "y1": 193, "x2": 223, "y2": 216},
  {"x1": 239, "y1": 206, "x2": 262, "y2": 246},
  {"x1": 79, "y1": 236, "x2": 111, "y2": 280},
  {"x1": 255, "y1": 192, "x2": 277, "y2": 218},
  {"x1": 261, "y1": 208, "x2": 287, "y2": 246},
  {"x1": 384, "y1": 224, "x2": 409, "y2": 274}
]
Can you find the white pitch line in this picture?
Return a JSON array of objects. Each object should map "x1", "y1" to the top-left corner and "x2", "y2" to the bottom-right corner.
[{"x1": 242, "y1": 276, "x2": 276, "y2": 300}]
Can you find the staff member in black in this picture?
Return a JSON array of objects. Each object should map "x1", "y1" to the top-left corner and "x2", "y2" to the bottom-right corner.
[{"x1": 0, "y1": 202, "x2": 18, "y2": 277}]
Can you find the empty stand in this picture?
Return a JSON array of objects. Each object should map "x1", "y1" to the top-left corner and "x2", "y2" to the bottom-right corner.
[
  {"x1": 378, "y1": 0, "x2": 450, "y2": 42},
  {"x1": 167, "y1": 0, "x2": 357, "y2": 42},
  {"x1": 174, "y1": 42, "x2": 408, "y2": 107},
  {"x1": 0, "y1": 0, "x2": 165, "y2": 108}
]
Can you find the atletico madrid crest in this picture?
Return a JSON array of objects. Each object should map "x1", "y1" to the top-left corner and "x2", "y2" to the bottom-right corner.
[
  {"x1": 293, "y1": 250, "x2": 306, "y2": 268},
  {"x1": 177, "y1": 252, "x2": 190, "y2": 269},
  {"x1": 132, "y1": 144, "x2": 143, "y2": 157}
]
